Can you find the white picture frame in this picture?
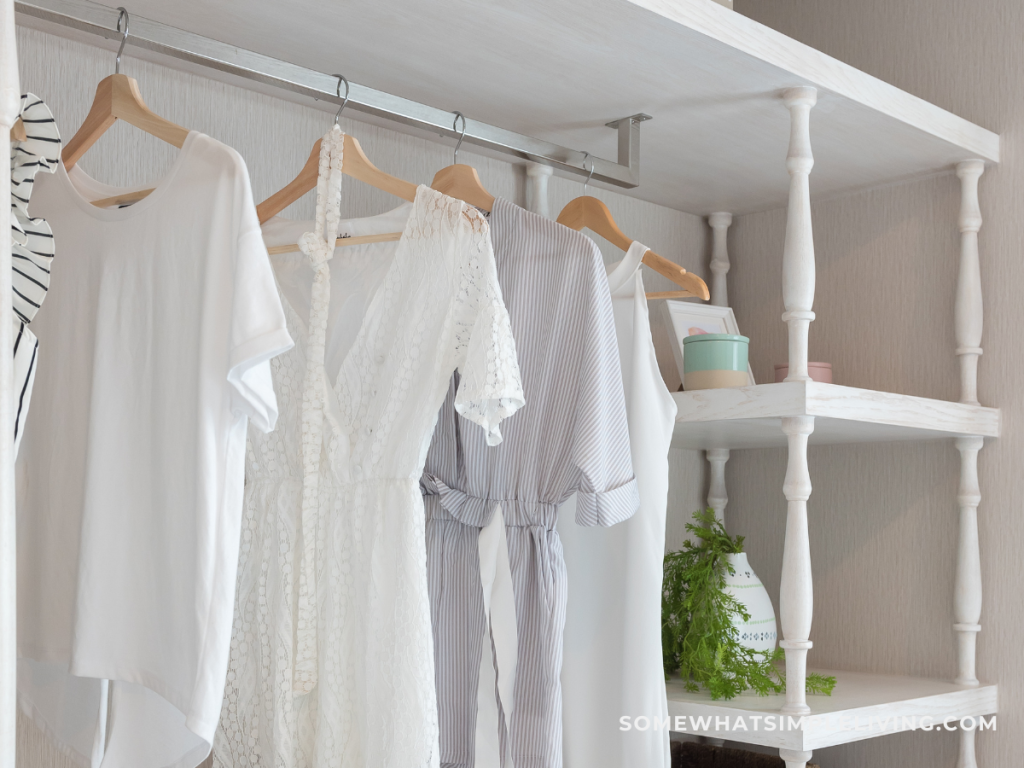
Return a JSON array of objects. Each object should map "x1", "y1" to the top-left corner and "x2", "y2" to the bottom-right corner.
[{"x1": 661, "y1": 301, "x2": 756, "y2": 386}]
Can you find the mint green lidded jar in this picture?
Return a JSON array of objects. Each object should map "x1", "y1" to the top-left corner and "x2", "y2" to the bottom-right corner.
[{"x1": 682, "y1": 334, "x2": 749, "y2": 390}]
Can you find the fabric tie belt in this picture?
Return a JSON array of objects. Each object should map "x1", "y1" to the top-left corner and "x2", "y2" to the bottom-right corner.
[
  {"x1": 420, "y1": 476, "x2": 559, "y2": 610},
  {"x1": 293, "y1": 126, "x2": 344, "y2": 694}
]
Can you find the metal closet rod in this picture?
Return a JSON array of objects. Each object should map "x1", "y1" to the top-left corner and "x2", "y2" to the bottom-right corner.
[{"x1": 14, "y1": 0, "x2": 651, "y2": 188}]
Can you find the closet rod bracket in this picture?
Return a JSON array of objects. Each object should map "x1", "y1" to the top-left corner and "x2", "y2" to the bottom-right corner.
[
  {"x1": 604, "y1": 113, "x2": 652, "y2": 184},
  {"x1": 604, "y1": 113, "x2": 653, "y2": 127}
]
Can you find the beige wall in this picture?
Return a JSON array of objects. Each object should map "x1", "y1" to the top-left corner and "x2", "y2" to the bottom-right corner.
[
  {"x1": 12, "y1": 23, "x2": 710, "y2": 764},
  {"x1": 726, "y1": 1, "x2": 1023, "y2": 766}
]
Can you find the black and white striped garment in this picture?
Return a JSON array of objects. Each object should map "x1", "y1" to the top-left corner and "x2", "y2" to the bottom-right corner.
[
  {"x1": 422, "y1": 197, "x2": 638, "y2": 768},
  {"x1": 10, "y1": 93, "x2": 59, "y2": 454}
]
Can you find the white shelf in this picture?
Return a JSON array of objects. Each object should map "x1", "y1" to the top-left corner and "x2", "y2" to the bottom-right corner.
[
  {"x1": 21, "y1": 0, "x2": 999, "y2": 214},
  {"x1": 666, "y1": 671, "x2": 997, "y2": 751},
  {"x1": 671, "y1": 382, "x2": 1000, "y2": 450}
]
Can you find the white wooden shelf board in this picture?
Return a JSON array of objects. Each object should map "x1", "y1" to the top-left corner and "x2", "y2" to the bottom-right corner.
[
  {"x1": 18, "y1": 0, "x2": 1000, "y2": 215},
  {"x1": 671, "y1": 382, "x2": 1000, "y2": 449},
  {"x1": 666, "y1": 670, "x2": 998, "y2": 751}
]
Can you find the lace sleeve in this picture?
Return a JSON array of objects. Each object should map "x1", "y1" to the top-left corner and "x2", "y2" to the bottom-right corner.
[{"x1": 451, "y1": 207, "x2": 524, "y2": 446}]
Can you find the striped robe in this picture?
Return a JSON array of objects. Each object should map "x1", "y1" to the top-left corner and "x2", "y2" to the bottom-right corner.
[
  {"x1": 9, "y1": 93, "x2": 58, "y2": 454},
  {"x1": 422, "y1": 197, "x2": 638, "y2": 768}
]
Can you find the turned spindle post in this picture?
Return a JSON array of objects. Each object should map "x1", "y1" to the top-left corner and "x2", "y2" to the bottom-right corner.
[
  {"x1": 777, "y1": 86, "x2": 818, "y2": 717},
  {"x1": 958, "y1": 725, "x2": 978, "y2": 768},
  {"x1": 525, "y1": 161, "x2": 553, "y2": 219},
  {"x1": 705, "y1": 211, "x2": 734, "y2": 522},
  {"x1": 954, "y1": 435, "x2": 983, "y2": 687},
  {"x1": 708, "y1": 212, "x2": 733, "y2": 307},
  {"x1": 780, "y1": 415, "x2": 814, "y2": 715},
  {"x1": 781, "y1": 87, "x2": 817, "y2": 382},
  {"x1": 955, "y1": 160, "x2": 985, "y2": 405},
  {"x1": 952, "y1": 159, "x2": 986, "y2": 768},
  {"x1": 779, "y1": 749, "x2": 813, "y2": 768},
  {"x1": 706, "y1": 448, "x2": 730, "y2": 522}
]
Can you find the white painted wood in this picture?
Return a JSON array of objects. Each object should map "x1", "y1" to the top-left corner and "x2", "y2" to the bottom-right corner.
[
  {"x1": 954, "y1": 436, "x2": 983, "y2": 687},
  {"x1": 17, "y1": 0, "x2": 999, "y2": 215},
  {"x1": 951, "y1": 165, "x2": 987, "y2": 768},
  {"x1": 0, "y1": 130, "x2": 14, "y2": 768},
  {"x1": 708, "y1": 211, "x2": 732, "y2": 307},
  {"x1": 665, "y1": 669, "x2": 998, "y2": 751},
  {"x1": 779, "y1": 415, "x2": 814, "y2": 715},
  {"x1": 670, "y1": 382, "x2": 1000, "y2": 449},
  {"x1": 781, "y1": 87, "x2": 816, "y2": 384},
  {"x1": 623, "y1": 0, "x2": 998, "y2": 161},
  {"x1": 525, "y1": 161, "x2": 553, "y2": 219},
  {"x1": 955, "y1": 160, "x2": 985, "y2": 406},
  {"x1": 706, "y1": 448, "x2": 730, "y2": 520},
  {"x1": 718, "y1": 6, "x2": 1003, "y2": 768},
  {"x1": 959, "y1": 724, "x2": 978, "y2": 768},
  {"x1": 0, "y1": 1, "x2": 18, "y2": 765},
  {"x1": 779, "y1": 749, "x2": 812, "y2": 768}
]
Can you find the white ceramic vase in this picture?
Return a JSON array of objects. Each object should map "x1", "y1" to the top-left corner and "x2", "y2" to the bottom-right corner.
[{"x1": 723, "y1": 552, "x2": 777, "y2": 654}]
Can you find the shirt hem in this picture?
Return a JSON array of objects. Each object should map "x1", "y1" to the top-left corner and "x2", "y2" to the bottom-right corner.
[
  {"x1": 68, "y1": 658, "x2": 220, "y2": 743},
  {"x1": 17, "y1": 694, "x2": 93, "y2": 768},
  {"x1": 163, "y1": 741, "x2": 213, "y2": 768}
]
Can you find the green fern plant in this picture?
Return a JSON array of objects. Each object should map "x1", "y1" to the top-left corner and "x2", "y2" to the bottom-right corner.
[{"x1": 662, "y1": 509, "x2": 836, "y2": 700}]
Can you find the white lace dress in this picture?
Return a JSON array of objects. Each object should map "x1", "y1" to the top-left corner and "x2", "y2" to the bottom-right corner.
[{"x1": 214, "y1": 129, "x2": 524, "y2": 768}]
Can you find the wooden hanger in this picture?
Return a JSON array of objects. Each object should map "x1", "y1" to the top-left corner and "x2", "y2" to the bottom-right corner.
[
  {"x1": 62, "y1": 11, "x2": 190, "y2": 209},
  {"x1": 429, "y1": 113, "x2": 494, "y2": 212},
  {"x1": 11, "y1": 119, "x2": 26, "y2": 142},
  {"x1": 265, "y1": 231, "x2": 403, "y2": 256},
  {"x1": 431, "y1": 164, "x2": 494, "y2": 212},
  {"x1": 258, "y1": 75, "x2": 418, "y2": 257},
  {"x1": 557, "y1": 195, "x2": 710, "y2": 300},
  {"x1": 257, "y1": 133, "x2": 417, "y2": 226},
  {"x1": 257, "y1": 132, "x2": 417, "y2": 255},
  {"x1": 63, "y1": 74, "x2": 189, "y2": 176}
]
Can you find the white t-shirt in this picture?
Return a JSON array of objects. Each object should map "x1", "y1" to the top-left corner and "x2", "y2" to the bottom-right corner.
[{"x1": 16, "y1": 131, "x2": 294, "y2": 768}]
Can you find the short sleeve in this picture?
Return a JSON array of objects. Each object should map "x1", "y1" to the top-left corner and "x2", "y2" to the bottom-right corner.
[
  {"x1": 451, "y1": 207, "x2": 525, "y2": 447},
  {"x1": 228, "y1": 196, "x2": 294, "y2": 433},
  {"x1": 573, "y1": 246, "x2": 639, "y2": 527}
]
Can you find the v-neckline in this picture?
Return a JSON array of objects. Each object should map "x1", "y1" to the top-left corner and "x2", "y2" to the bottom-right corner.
[
  {"x1": 273, "y1": 184, "x2": 437, "y2": 396},
  {"x1": 606, "y1": 241, "x2": 647, "y2": 296}
]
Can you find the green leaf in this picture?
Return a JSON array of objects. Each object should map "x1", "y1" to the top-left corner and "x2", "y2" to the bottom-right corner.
[{"x1": 662, "y1": 509, "x2": 835, "y2": 701}]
